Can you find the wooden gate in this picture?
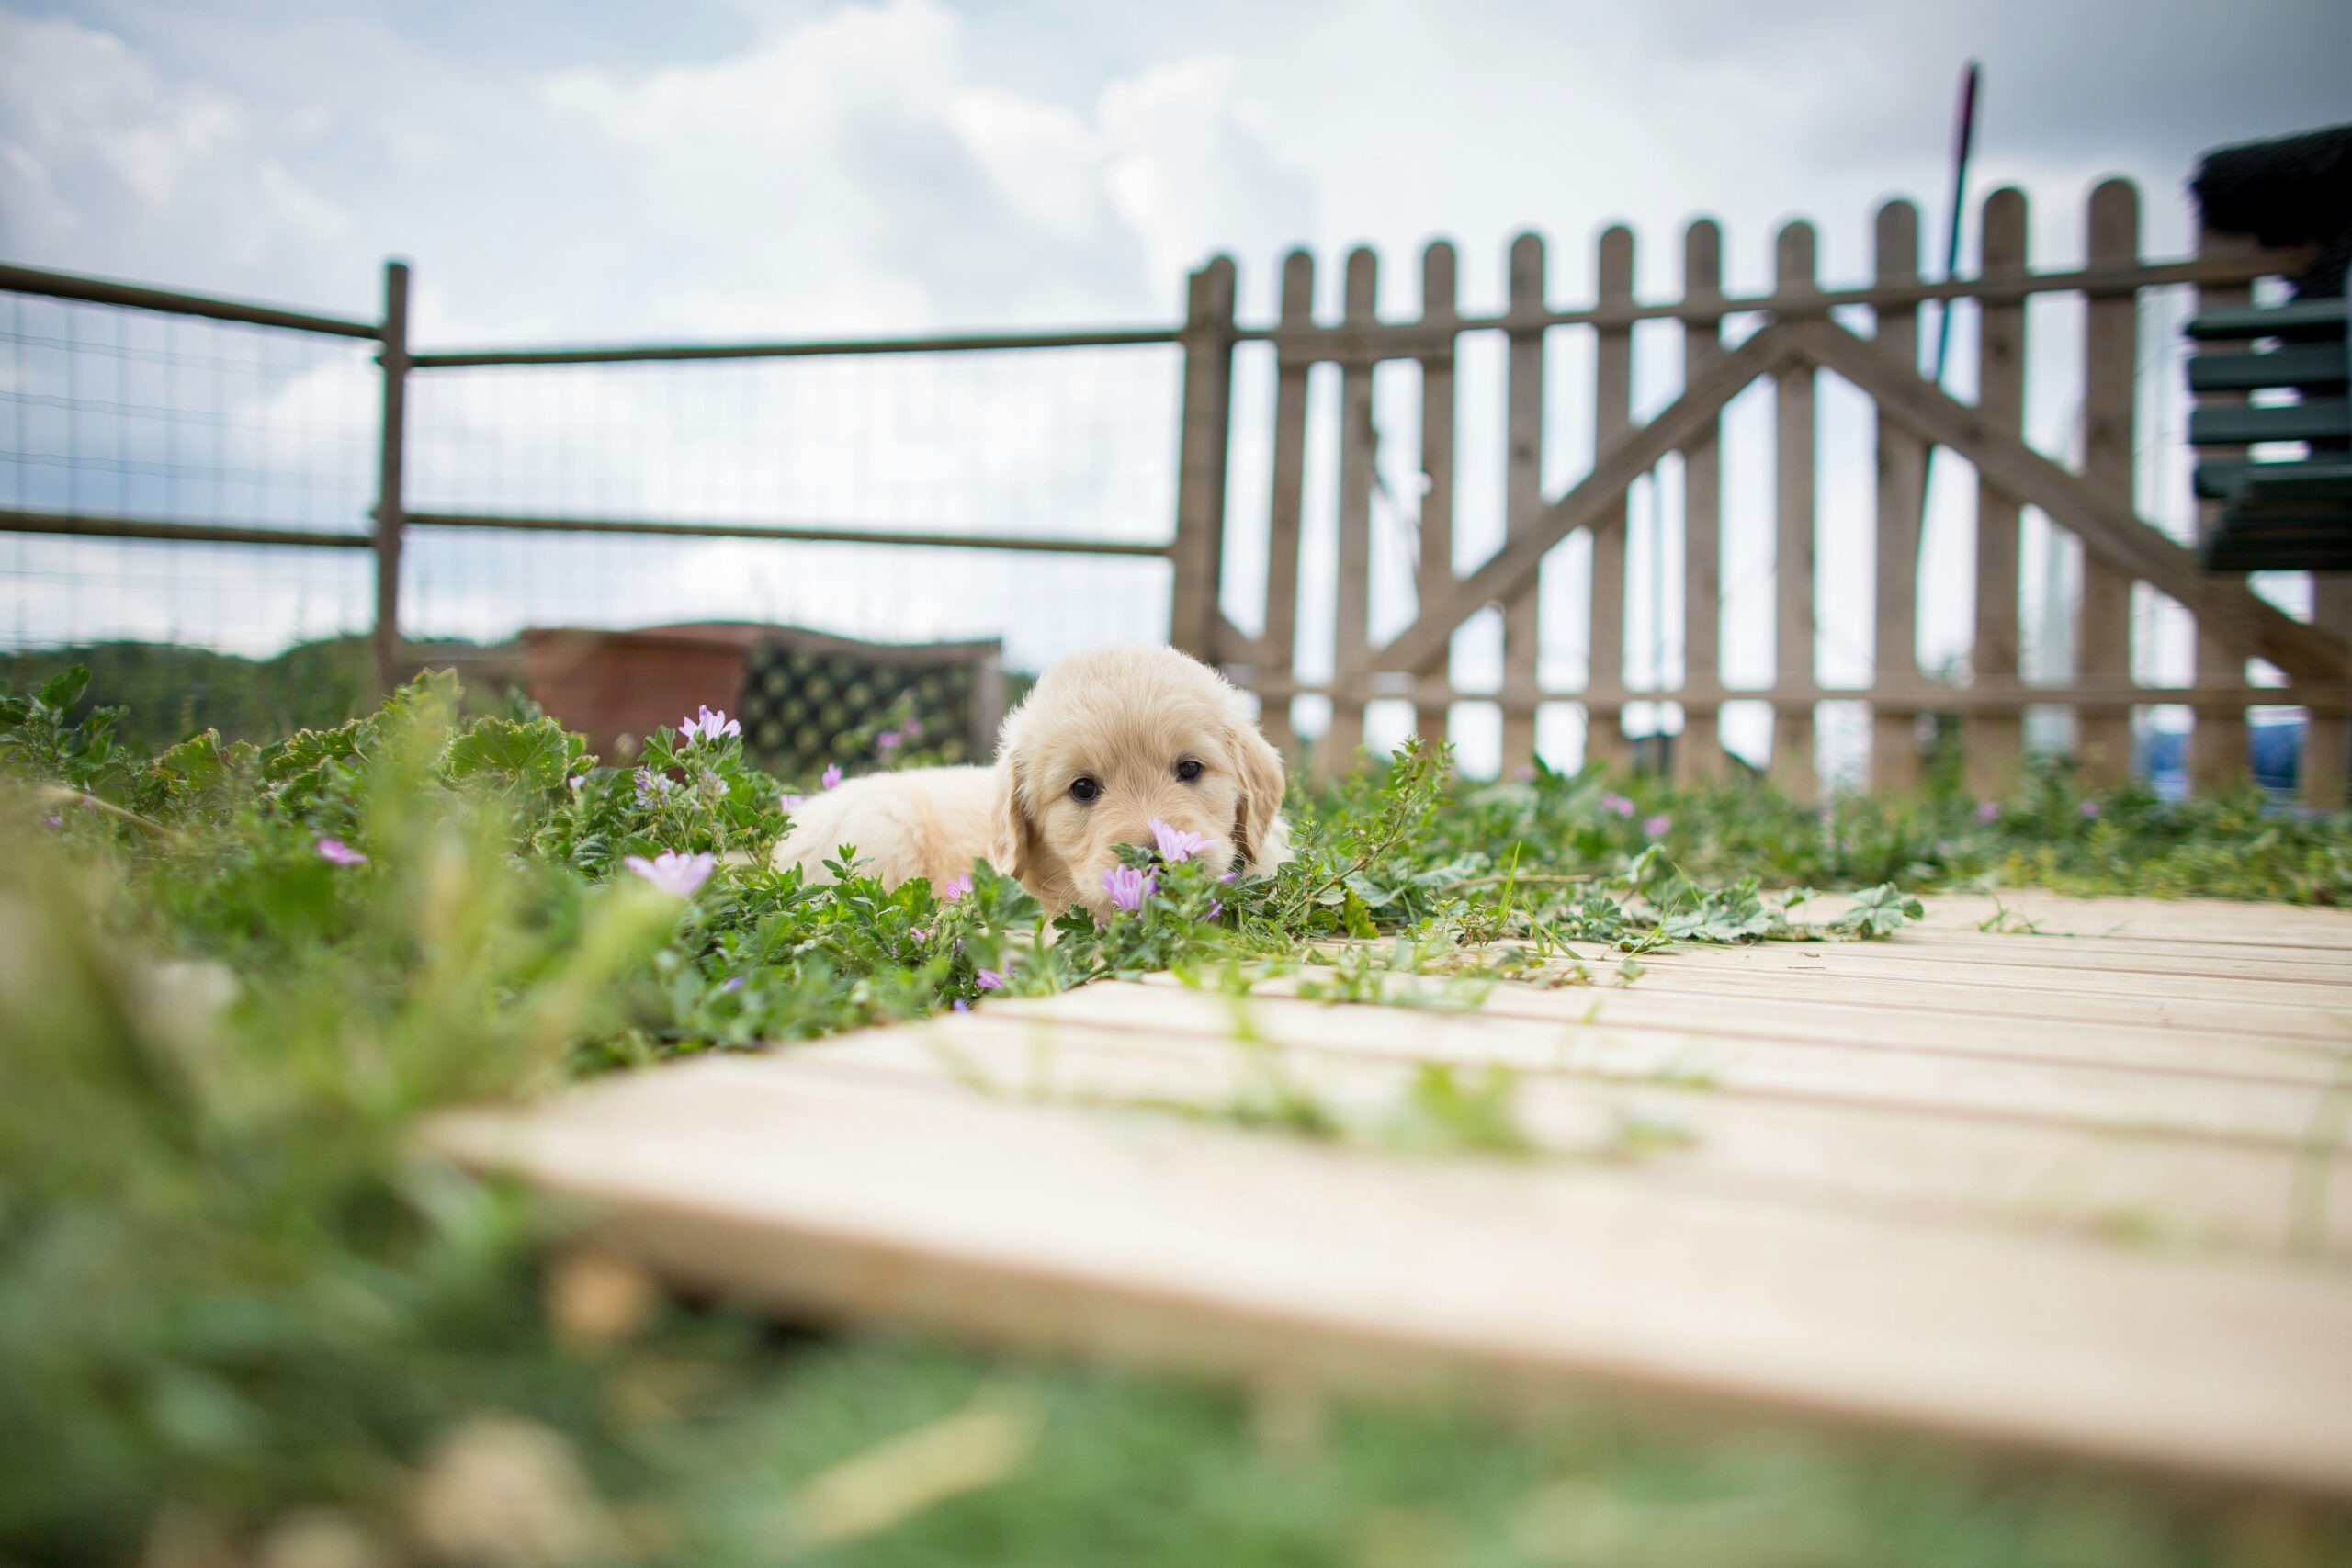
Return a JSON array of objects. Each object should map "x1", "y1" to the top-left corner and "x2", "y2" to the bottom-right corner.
[{"x1": 1165, "y1": 180, "x2": 2351, "y2": 803}]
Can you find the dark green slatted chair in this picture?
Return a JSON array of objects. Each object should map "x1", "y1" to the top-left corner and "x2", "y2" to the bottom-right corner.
[{"x1": 2187, "y1": 296, "x2": 2351, "y2": 571}]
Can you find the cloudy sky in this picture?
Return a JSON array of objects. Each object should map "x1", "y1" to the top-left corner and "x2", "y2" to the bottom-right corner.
[{"x1": 3, "y1": 0, "x2": 2346, "y2": 770}]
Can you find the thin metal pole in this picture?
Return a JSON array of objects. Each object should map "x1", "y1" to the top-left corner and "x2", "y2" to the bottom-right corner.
[
  {"x1": 372, "y1": 260, "x2": 411, "y2": 697},
  {"x1": 1929, "y1": 62, "x2": 1981, "y2": 387},
  {"x1": 1917, "y1": 62, "x2": 1981, "y2": 556}
]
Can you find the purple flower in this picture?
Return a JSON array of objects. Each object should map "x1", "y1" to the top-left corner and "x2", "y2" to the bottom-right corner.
[
  {"x1": 1973, "y1": 799, "x2": 1999, "y2": 825},
  {"x1": 1102, "y1": 863, "x2": 1157, "y2": 912},
  {"x1": 876, "y1": 729, "x2": 902, "y2": 752},
  {"x1": 778, "y1": 793, "x2": 802, "y2": 813},
  {"x1": 315, "y1": 837, "x2": 368, "y2": 866},
  {"x1": 721, "y1": 976, "x2": 745, "y2": 994},
  {"x1": 1600, "y1": 792, "x2": 1636, "y2": 818},
  {"x1": 42, "y1": 814, "x2": 63, "y2": 831},
  {"x1": 623, "y1": 850, "x2": 717, "y2": 898},
  {"x1": 1642, "y1": 814, "x2": 1673, "y2": 839},
  {"x1": 634, "y1": 769, "x2": 677, "y2": 807},
  {"x1": 2080, "y1": 799, "x2": 2104, "y2": 820},
  {"x1": 680, "y1": 705, "x2": 741, "y2": 744},
  {"x1": 901, "y1": 719, "x2": 922, "y2": 741},
  {"x1": 910, "y1": 927, "x2": 929, "y2": 942},
  {"x1": 820, "y1": 764, "x2": 842, "y2": 790},
  {"x1": 975, "y1": 968, "x2": 1004, "y2": 990},
  {"x1": 1148, "y1": 818, "x2": 1216, "y2": 864},
  {"x1": 952, "y1": 998, "x2": 969, "y2": 1012},
  {"x1": 944, "y1": 874, "x2": 973, "y2": 902}
]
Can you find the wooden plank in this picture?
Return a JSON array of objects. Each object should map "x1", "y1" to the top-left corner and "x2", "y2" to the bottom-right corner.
[
  {"x1": 1587, "y1": 226, "x2": 1635, "y2": 776},
  {"x1": 1257, "y1": 251, "x2": 1316, "y2": 761},
  {"x1": 1967, "y1": 188, "x2": 2028, "y2": 796},
  {"x1": 2190, "y1": 225, "x2": 2256, "y2": 789},
  {"x1": 1414, "y1": 241, "x2": 1458, "y2": 750},
  {"x1": 1771, "y1": 221, "x2": 1820, "y2": 797},
  {"x1": 1871, "y1": 200, "x2": 1926, "y2": 792},
  {"x1": 1676, "y1": 219, "x2": 1726, "y2": 785},
  {"x1": 1784, "y1": 321, "x2": 2347, "y2": 683},
  {"x1": 1351, "y1": 325, "x2": 1799, "y2": 682},
  {"x1": 1907, "y1": 890, "x2": 2352, "y2": 946},
  {"x1": 2076, "y1": 179, "x2": 2141, "y2": 786},
  {"x1": 1377, "y1": 973, "x2": 2352, "y2": 1084},
  {"x1": 1627, "y1": 941, "x2": 2352, "y2": 1008},
  {"x1": 1213, "y1": 964, "x2": 2352, "y2": 1072},
  {"x1": 814, "y1": 1019, "x2": 2352, "y2": 1260},
  {"x1": 1501, "y1": 233, "x2": 1546, "y2": 774},
  {"x1": 1550, "y1": 962, "x2": 2352, "y2": 1050},
  {"x1": 1323, "y1": 247, "x2": 1379, "y2": 776},
  {"x1": 430, "y1": 1051, "x2": 2352, "y2": 1494},
  {"x1": 1169, "y1": 258, "x2": 1238, "y2": 662},
  {"x1": 1770, "y1": 928, "x2": 2352, "y2": 986},
  {"x1": 1057, "y1": 982, "x2": 2325, "y2": 1141},
  {"x1": 1868, "y1": 928, "x2": 2352, "y2": 971}
]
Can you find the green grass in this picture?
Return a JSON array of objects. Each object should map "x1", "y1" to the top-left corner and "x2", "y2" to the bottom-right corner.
[{"x1": 3, "y1": 664, "x2": 2348, "y2": 1566}]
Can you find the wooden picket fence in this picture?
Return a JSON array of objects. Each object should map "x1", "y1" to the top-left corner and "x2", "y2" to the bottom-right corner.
[{"x1": 1163, "y1": 179, "x2": 2350, "y2": 803}]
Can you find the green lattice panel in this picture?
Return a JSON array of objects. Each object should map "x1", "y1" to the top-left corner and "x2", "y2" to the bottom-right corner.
[{"x1": 740, "y1": 646, "x2": 977, "y2": 781}]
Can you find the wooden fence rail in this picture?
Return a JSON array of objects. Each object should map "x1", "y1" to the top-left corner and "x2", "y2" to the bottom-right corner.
[{"x1": 1172, "y1": 177, "x2": 2349, "y2": 803}]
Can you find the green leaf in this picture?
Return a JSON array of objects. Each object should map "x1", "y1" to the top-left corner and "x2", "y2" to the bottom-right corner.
[
  {"x1": 37, "y1": 663, "x2": 91, "y2": 711},
  {"x1": 446, "y1": 716, "x2": 573, "y2": 792},
  {"x1": 152, "y1": 729, "x2": 232, "y2": 795}
]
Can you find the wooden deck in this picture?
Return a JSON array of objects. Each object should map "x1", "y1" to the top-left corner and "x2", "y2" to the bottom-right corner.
[{"x1": 431, "y1": 890, "x2": 2352, "y2": 1494}]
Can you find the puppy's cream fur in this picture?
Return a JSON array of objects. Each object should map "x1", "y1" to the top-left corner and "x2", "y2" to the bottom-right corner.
[{"x1": 774, "y1": 645, "x2": 1288, "y2": 917}]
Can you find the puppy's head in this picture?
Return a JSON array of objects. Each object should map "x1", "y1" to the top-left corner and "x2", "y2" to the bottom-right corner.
[{"x1": 990, "y1": 645, "x2": 1286, "y2": 917}]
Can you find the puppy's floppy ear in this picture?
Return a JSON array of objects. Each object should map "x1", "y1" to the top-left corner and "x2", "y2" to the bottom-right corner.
[
  {"x1": 989, "y1": 744, "x2": 1039, "y2": 886},
  {"x1": 1226, "y1": 712, "x2": 1289, "y2": 870}
]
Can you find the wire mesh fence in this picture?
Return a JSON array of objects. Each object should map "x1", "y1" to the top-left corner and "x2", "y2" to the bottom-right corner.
[
  {"x1": 0, "y1": 289, "x2": 379, "y2": 654},
  {"x1": 399, "y1": 344, "x2": 1182, "y2": 669}
]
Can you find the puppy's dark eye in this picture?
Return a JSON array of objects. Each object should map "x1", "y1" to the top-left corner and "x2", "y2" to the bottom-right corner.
[
  {"x1": 1175, "y1": 760, "x2": 1204, "y2": 783},
  {"x1": 1069, "y1": 777, "x2": 1101, "y2": 803}
]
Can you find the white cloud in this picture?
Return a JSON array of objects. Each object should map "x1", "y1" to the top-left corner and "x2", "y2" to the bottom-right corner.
[
  {"x1": 1101, "y1": 56, "x2": 1314, "y2": 295},
  {"x1": 0, "y1": 14, "x2": 358, "y2": 285},
  {"x1": 534, "y1": 0, "x2": 1306, "y2": 332}
]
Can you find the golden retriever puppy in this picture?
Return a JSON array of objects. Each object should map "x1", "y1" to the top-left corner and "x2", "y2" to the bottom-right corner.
[{"x1": 774, "y1": 644, "x2": 1289, "y2": 917}]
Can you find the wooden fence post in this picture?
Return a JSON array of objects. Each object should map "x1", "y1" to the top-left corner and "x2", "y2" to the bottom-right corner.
[
  {"x1": 1169, "y1": 257, "x2": 1238, "y2": 665},
  {"x1": 1676, "y1": 219, "x2": 1725, "y2": 785},
  {"x1": 1770, "y1": 220, "x2": 1819, "y2": 798},
  {"x1": 2077, "y1": 179, "x2": 2141, "y2": 787},
  {"x1": 1871, "y1": 200, "x2": 1925, "y2": 791},
  {"x1": 1965, "y1": 187, "x2": 2028, "y2": 798},
  {"x1": 372, "y1": 258, "x2": 411, "y2": 699},
  {"x1": 1588, "y1": 225, "x2": 1635, "y2": 776},
  {"x1": 1258, "y1": 251, "x2": 1314, "y2": 762},
  {"x1": 1415, "y1": 241, "x2": 1458, "y2": 751},
  {"x1": 2188, "y1": 224, "x2": 2256, "y2": 791},
  {"x1": 1322, "y1": 247, "x2": 1379, "y2": 775},
  {"x1": 1501, "y1": 233, "x2": 1546, "y2": 776}
]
